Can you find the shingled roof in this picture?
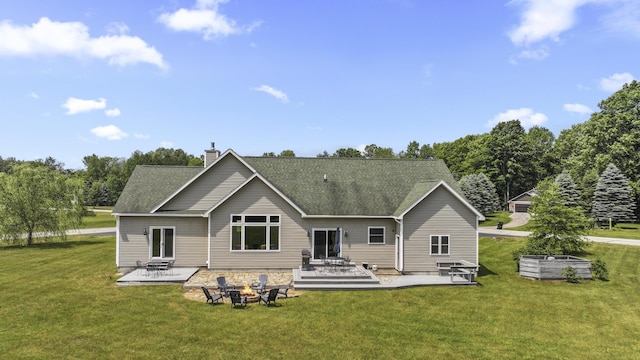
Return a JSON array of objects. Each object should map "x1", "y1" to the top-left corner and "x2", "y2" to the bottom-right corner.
[
  {"x1": 113, "y1": 153, "x2": 464, "y2": 217},
  {"x1": 244, "y1": 156, "x2": 460, "y2": 216},
  {"x1": 112, "y1": 165, "x2": 201, "y2": 214}
]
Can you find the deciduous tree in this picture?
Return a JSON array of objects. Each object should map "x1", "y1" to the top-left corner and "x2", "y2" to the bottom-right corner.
[
  {"x1": 0, "y1": 164, "x2": 84, "y2": 245},
  {"x1": 488, "y1": 120, "x2": 533, "y2": 205},
  {"x1": 518, "y1": 182, "x2": 590, "y2": 256}
]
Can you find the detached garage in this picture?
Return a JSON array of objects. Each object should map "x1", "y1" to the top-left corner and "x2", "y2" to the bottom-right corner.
[{"x1": 508, "y1": 189, "x2": 536, "y2": 213}]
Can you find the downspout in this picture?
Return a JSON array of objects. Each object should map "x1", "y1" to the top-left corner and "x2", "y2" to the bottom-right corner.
[
  {"x1": 115, "y1": 216, "x2": 120, "y2": 267},
  {"x1": 475, "y1": 216, "x2": 480, "y2": 265},
  {"x1": 394, "y1": 218, "x2": 404, "y2": 271},
  {"x1": 207, "y1": 214, "x2": 211, "y2": 270}
]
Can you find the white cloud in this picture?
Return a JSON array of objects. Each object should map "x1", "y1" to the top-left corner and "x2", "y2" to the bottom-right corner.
[
  {"x1": 0, "y1": 17, "x2": 167, "y2": 69},
  {"x1": 563, "y1": 103, "x2": 593, "y2": 114},
  {"x1": 487, "y1": 108, "x2": 548, "y2": 128},
  {"x1": 600, "y1": 0, "x2": 640, "y2": 37},
  {"x1": 253, "y1": 85, "x2": 289, "y2": 103},
  {"x1": 62, "y1": 97, "x2": 106, "y2": 115},
  {"x1": 90, "y1": 125, "x2": 128, "y2": 140},
  {"x1": 105, "y1": 108, "x2": 121, "y2": 117},
  {"x1": 158, "y1": 0, "x2": 261, "y2": 40},
  {"x1": 509, "y1": 0, "x2": 588, "y2": 46},
  {"x1": 134, "y1": 133, "x2": 150, "y2": 139},
  {"x1": 516, "y1": 45, "x2": 550, "y2": 61},
  {"x1": 599, "y1": 72, "x2": 636, "y2": 92},
  {"x1": 27, "y1": 91, "x2": 39, "y2": 99},
  {"x1": 160, "y1": 141, "x2": 173, "y2": 148},
  {"x1": 105, "y1": 22, "x2": 129, "y2": 35}
]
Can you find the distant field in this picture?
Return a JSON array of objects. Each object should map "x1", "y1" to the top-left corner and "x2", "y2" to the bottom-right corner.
[{"x1": 1, "y1": 235, "x2": 638, "y2": 359}]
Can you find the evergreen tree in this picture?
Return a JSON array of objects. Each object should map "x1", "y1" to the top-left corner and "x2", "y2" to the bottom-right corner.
[
  {"x1": 458, "y1": 173, "x2": 500, "y2": 215},
  {"x1": 555, "y1": 169, "x2": 583, "y2": 209},
  {"x1": 591, "y1": 163, "x2": 636, "y2": 223}
]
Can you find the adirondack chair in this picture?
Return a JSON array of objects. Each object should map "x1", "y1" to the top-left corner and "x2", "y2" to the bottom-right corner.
[
  {"x1": 201, "y1": 287, "x2": 223, "y2": 305},
  {"x1": 228, "y1": 290, "x2": 247, "y2": 308},
  {"x1": 258, "y1": 288, "x2": 280, "y2": 307},
  {"x1": 217, "y1": 276, "x2": 234, "y2": 297},
  {"x1": 250, "y1": 273, "x2": 268, "y2": 294},
  {"x1": 278, "y1": 280, "x2": 293, "y2": 298}
]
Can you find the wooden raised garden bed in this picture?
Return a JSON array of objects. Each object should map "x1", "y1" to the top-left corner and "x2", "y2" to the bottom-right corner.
[{"x1": 519, "y1": 255, "x2": 592, "y2": 280}]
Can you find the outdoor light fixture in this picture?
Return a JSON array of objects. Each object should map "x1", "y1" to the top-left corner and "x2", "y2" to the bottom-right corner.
[
  {"x1": 344, "y1": 231, "x2": 349, "y2": 238},
  {"x1": 143, "y1": 228, "x2": 148, "y2": 236}
]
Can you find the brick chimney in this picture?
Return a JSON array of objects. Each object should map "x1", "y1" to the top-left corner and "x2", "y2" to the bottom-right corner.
[{"x1": 204, "y1": 142, "x2": 220, "y2": 167}]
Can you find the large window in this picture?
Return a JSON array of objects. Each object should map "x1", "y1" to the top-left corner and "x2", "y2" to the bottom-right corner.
[
  {"x1": 430, "y1": 235, "x2": 450, "y2": 255},
  {"x1": 231, "y1": 215, "x2": 280, "y2": 251},
  {"x1": 368, "y1": 227, "x2": 385, "y2": 244}
]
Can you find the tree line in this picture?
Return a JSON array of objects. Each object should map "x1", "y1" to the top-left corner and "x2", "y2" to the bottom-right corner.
[{"x1": 1, "y1": 80, "x2": 638, "y2": 244}]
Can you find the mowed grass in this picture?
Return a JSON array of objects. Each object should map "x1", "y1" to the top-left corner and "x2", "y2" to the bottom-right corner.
[
  {"x1": 589, "y1": 223, "x2": 640, "y2": 240},
  {"x1": 1, "y1": 236, "x2": 640, "y2": 359},
  {"x1": 479, "y1": 211, "x2": 512, "y2": 228},
  {"x1": 79, "y1": 210, "x2": 116, "y2": 229}
]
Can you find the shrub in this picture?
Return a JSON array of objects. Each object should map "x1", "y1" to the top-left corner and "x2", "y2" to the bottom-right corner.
[
  {"x1": 561, "y1": 266, "x2": 580, "y2": 283},
  {"x1": 591, "y1": 258, "x2": 610, "y2": 281}
]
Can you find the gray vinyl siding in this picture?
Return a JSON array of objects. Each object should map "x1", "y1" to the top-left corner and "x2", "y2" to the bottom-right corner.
[
  {"x1": 209, "y1": 178, "x2": 310, "y2": 270},
  {"x1": 161, "y1": 156, "x2": 253, "y2": 211},
  {"x1": 304, "y1": 218, "x2": 397, "y2": 268},
  {"x1": 118, "y1": 216, "x2": 208, "y2": 268},
  {"x1": 208, "y1": 178, "x2": 399, "y2": 270},
  {"x1": 402, "y1": 186, "x2": 477, "y2": 274}
]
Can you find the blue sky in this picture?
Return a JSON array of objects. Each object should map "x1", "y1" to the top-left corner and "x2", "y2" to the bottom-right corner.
[{"x1": 0, "y1": 0, "x2": 638, "y2": 169}]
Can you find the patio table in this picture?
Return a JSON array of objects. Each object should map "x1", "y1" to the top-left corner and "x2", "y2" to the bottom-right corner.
[{"x1": 146, "y1": 260, "x2": 172, "y2": 277}]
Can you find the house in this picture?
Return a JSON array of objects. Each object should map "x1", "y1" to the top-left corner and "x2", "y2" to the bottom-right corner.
[
  {"x1": 508, "y1": 189, "x2": 537, "y2": 213},
  {"x1": 113, "y1": 146, "x2": 484, "y2": 275}
]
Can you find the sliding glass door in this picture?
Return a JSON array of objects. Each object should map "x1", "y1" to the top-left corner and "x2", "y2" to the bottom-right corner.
[
  {"x1": 150, "y1": 227, "x2": 175, "y2": 259},
  {"x1": 312, "y1": 229, "x2": 338, "y2": 259}
]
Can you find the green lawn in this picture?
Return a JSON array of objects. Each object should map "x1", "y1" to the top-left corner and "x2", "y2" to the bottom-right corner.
[
  {"x1": 1, "y1": 235, "x2": 639, "y2": 359},
  {"x1": 479, "y1": 210, "x2": 512, "y2": 228},
  {"x1": 589, "y1": 223, "x2": 640, "y2": 240},
  {"x1": 79, "y1": 210, "x2": 116, "y2": 229}
]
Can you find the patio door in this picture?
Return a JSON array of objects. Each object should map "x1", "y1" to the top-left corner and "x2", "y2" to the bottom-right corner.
[
  {"x1": 313, "y1": 229, "x2": 338, "y2": 259},
  {"x1": 150, "y1": 227, "x2": 175, "y2": 259}
]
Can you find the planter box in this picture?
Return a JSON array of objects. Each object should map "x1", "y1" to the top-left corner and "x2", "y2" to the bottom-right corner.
[{"x1": 519, "y1": 255, "x2": 592, "y2": 280}]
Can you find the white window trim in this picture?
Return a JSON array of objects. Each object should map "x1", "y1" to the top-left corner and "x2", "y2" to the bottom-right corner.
[
  {"x1": 230, "y1": 214, "x2": 281, "y2": 252},
  {"x1": 149, "y1": 226, "x2": 176, "y2": 260},
  {"x1": 430, "y1": 234, "x2": 450, "y2": 255},
  {"x1": 368, "y1": 226, "x2": 385, "y2": 245}
]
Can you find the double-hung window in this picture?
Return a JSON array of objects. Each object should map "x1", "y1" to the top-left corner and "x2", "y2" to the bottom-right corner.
[
  {"x1": 368, "y1": 227, "x2": 385, "y2": 244},
  {"x1": 231, "y1": 215, "x2": 280, "y2": 251},
  {"x1": 430, "y1": 235, "x2": 450, "y2": 255}
]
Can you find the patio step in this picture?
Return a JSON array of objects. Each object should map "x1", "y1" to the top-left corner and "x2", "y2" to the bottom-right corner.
[{"x1": 292, "y1": 267, "x2": 381, "y2": 290}]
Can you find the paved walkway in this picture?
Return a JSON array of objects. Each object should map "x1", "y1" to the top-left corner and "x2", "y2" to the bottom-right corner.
[
  {"x1": 480, "y1": 228, "x2": 640, "y2": 246},
  {"x1": 502, "y1": 212, "x2": 530, "y2": 228}
]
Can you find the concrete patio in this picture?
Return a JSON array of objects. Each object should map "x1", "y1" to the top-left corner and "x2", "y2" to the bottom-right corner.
[
  {"x1": 116, "y1": 266, "x2": 476, "y2": 290},
  {"x1": 116, "y1": 267, "x2": 200, "y2": 286}
]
